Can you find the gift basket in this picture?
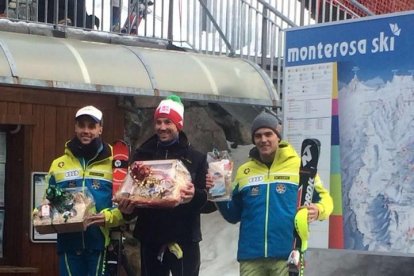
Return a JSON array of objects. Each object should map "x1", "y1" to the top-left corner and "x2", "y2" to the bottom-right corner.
[
  {"x1": 115, "y1": 159, "x2": 191, "y2": 207},
  {"x1": 207, "y1": 149, "x2": 233, "y2": 201},
  {"x1": 33, "y1": 186, "x2": 95, "y2": 234}
]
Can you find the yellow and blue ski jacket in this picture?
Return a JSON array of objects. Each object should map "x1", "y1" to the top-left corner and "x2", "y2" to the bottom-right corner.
[
  {"x1": 217, "y1": 141, "x2": 333, "y2": 261},
  {"x1": 46, "y1": 140, "x2": 123, "y2": 253}
]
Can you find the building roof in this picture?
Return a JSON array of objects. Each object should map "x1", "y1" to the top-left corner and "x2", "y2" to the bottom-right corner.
[{"x1": 0, "y1": 31, "x2": 278, "y2": 106}]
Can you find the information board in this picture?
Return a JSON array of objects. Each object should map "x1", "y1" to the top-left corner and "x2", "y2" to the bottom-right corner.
[
  {"x1": 283, "y1": 62, "x2": 336, "y2": 248},
  {"x1": 285, "y1": 11, "x2": 414, "y2": 254}
]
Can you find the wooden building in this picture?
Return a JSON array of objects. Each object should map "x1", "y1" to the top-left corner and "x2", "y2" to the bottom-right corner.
[
  {"x1": 0, "y1": 28, "x2": 276, "y2": 274},
  {"x1": 0, "y1": 86, "x2": 124, "y2": 274}
]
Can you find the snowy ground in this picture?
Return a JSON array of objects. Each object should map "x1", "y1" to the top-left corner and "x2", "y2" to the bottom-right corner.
[
  {"x1": 199, "y1": 143, "x2": 249, "y2": 276},
  {"x1": 198, "y1": 143, "x2": 414, "y2": 276},
  {"x1": 200, "y1": 212, "x2": 239, "y2": 276},
  {"x1": 200, "y1": 216, "x2": 414, "y2": 276}
]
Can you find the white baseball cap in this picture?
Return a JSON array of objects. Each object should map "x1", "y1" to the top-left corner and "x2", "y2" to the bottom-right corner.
[{"x1": 75, "y1": 105, "x2": 103, "y2": 123}]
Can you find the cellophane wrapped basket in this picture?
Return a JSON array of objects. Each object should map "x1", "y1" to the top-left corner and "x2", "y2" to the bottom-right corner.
[
  {"x1": 33, "y1": 187, "x2": 95, "y2": 234},
  {"x1": 115, "y1": 159, "x2": 191, "y2": 207}
]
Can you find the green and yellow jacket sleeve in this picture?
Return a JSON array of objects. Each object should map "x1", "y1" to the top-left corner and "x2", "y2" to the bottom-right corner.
[{"x1": 313, "y1": 174, "x2": 334, "y2": 221}]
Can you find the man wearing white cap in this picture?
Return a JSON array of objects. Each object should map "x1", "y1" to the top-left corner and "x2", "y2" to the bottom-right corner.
[
  {"x1": 118, "y1": 95, "x2": 208, "y2": 276},
  {"x1": 45, "y1": 105, "x2": 123, "y2": 275}
]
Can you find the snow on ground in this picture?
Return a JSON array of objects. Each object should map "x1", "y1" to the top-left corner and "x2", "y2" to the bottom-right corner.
[{"x1": 200, "y1": 143, "x2": 251, "y2": 276}]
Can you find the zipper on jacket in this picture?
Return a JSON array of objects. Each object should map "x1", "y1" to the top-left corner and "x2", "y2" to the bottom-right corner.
[
  {"x1": 81, "y1": 157, "x2": 87, "y2": 249},
  {"x1": 264, "y1": 168, "x2": 271, "y2": 258},
  {"x1": 165, "y1": 150, "x2": 169, "y2": 159}
]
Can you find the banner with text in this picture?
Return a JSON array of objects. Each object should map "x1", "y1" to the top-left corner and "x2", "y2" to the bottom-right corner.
[{"x1": 284, "y1": 11, "x2": 414, "y2": 255}]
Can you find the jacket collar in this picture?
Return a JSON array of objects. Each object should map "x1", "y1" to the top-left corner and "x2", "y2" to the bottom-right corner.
[
  {"x1": 66, "y1": 140, "x2": 112, "y2": 163},
  {"x1": 248, "y1": 140, "x2": 292, "y2": 165},
  {"x1": 140, "y1": 131, "x2": 190, "y2": 150}
]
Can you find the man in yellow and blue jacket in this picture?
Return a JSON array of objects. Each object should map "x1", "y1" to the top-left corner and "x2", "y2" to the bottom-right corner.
[
  {"x1": 46, "y1": 105, "x2": 123, "y2": 276},
  {"x1": 212, "y1": 112, "x2": 333, "y2": 276}
]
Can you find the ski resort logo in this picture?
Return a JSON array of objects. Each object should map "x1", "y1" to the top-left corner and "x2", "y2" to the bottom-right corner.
[
  {"x1": 287, "y1": 23, "x2": 400, "y2": 63},
  {"x1": 389, "y1": 23, "x2": 401, "y2": 36}
]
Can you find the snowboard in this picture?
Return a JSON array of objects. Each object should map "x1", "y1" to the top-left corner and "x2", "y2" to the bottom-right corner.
[{"x1": 287, "y1": 138, "x2": 321, "y2": 276}]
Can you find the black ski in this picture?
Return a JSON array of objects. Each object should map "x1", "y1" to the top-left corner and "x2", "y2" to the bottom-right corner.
[{"x1": 287, "y1": 138, "x2": 321, "y2": 276}]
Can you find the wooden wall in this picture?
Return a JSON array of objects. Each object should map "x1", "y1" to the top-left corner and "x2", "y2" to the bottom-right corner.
[{"x1": 0, "y1": 85, "x2": 125, "y2": 275}]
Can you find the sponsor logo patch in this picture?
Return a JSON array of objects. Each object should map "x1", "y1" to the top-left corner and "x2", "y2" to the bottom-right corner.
[
  {"x1": 274, "y1": 176, "x2": 290, "y2": 180},
  {"x1": 90, "y1": 172, "x2": 105, "y2": 177},
  {"x1": 248, "y1": 175, "x2": 264, "y2": 183},
  {"x1": 159, "y1": 105, "x2": 171, "y2": 114},
  {"x1": 250, "y1": 186, "x2": 260, "y2": 196},
  {"x1": 114, "y1": 160, "x2": 122, "y2": 168},
  {"x1": 65, "y1": 170, "x2": 80, "y2": 179}
]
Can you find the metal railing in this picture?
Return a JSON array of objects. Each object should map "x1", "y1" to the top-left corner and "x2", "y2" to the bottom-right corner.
[{"x1": 0, "y1": 0, "x2": 374, "y2": 103}]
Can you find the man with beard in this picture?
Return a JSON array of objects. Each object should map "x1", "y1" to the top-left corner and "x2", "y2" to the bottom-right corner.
[
  {"x1": 118, "y1": 95, "x2": 208, "y2": 276},
  {"x1": 46, "y1": 105, "x2": 123, "y2": 275}
]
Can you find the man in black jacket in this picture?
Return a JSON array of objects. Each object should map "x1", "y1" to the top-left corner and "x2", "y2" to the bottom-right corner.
[{"x1": 118, "y1": 95, "x2": 208, "y2": 276}]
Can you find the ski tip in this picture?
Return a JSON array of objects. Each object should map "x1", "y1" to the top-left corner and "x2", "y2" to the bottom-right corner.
[
  {"x1": 302, "y1": 138, "x2": 321, "y2": 147},
  {"x1": 113, "y1": 139, "x2": 128, "y2": 145}
]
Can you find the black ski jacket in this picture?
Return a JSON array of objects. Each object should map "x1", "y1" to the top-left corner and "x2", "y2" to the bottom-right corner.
[{"x1": 129, "y1": 132, "x2": 208, "y2": 244}]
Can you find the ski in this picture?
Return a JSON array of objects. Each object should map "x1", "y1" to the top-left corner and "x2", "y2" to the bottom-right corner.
[
  {"x1": 287, "y1": 138, "x2": 321, "y2": 276},
  {"x1": 112, "y1": 140, "x2": 130, "y2": 196},
  {"x1": 107, "y1": 139, "x2": 130, "y2": 276}
]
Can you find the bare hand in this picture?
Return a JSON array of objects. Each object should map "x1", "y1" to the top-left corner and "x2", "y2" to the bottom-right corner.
[
  {"x1": 206, "y1": 174, "x2": 214, "y2": 190},
  {"x1": 117, "y1": 197, "x2": 136, "y2": 214},
  {"x1": 300, "y1": 203, "x2": 319, "y2": 223},
  {"x1": 84, "y1": 213, "x2": 105, "y2": 228},
  {"x1": 181, "y1": 182, "x2": 195, "y2": 204}
]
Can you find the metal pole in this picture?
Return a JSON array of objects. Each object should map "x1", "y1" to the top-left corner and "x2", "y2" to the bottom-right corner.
[
  {"x1": 260, "y1": 6, "x2": 268, "y2": 70},
  {"x1": 198, "y1": 0, "x2": 235, "y2": 56},
  {"x1": 167, "y1": 0, "x2": 174, "y2": 45}
]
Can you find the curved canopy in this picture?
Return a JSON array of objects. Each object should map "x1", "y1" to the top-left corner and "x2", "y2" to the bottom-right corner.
[{"x1": 0, "y1": 31, "x2": 278, "y2": 106}]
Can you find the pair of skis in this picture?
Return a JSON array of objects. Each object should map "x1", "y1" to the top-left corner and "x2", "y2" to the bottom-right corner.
[{"x1": 287, "y1": 138, "x2": 321, "y2": 276}]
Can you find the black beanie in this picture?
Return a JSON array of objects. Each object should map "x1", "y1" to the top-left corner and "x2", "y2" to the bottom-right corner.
[{"x1": 251, "y1": 112, "x2": 281, "y2": 142}]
